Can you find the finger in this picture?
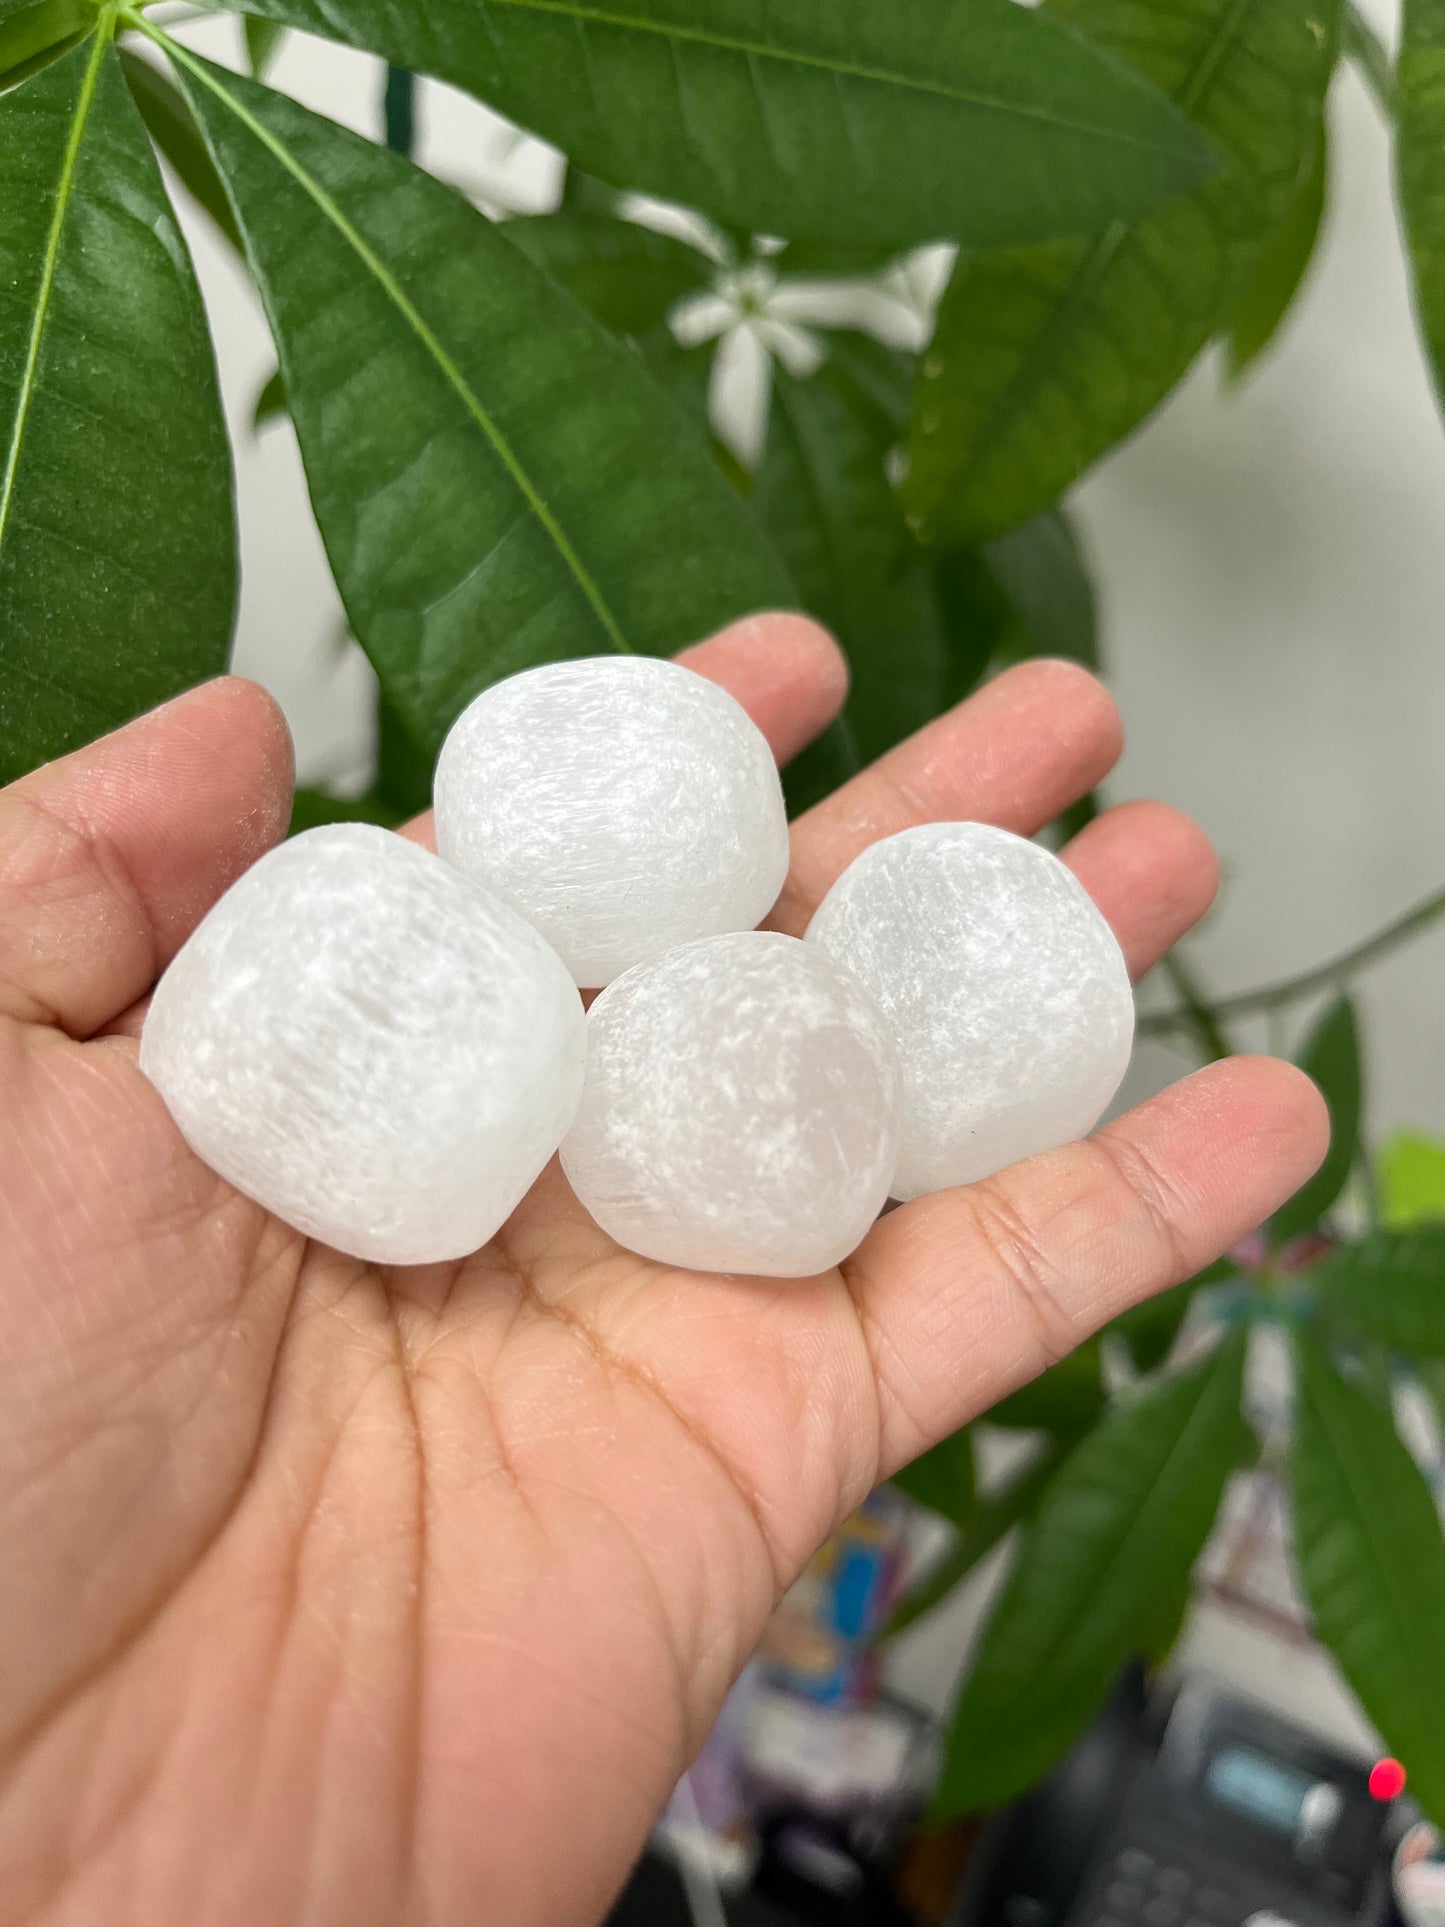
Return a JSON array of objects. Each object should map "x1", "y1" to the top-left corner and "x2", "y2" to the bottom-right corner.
[
  {"x1": 0, "y1": 679, "x2": 294, "y2": 1036},
  {"x1": 772, "y1": 658, "x2": 1122, "y2": 934},
  {"x1": 676, "y1": 612, "x2": 850, "y2": 763},
  {"x1": 1061, "y1": 799, "x2": 1220, "y2": 980},
  {"x1": 844, "y1": 1056, "x2": 1328, "y2": 1473},
  {"x1": 400, "y1": 613, "x2": 850, "y2": 851}
]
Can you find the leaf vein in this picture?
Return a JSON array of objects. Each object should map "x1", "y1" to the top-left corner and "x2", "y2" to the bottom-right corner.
[{"x1": 0, "y1": 31, "x2": 108, "y2": 571}]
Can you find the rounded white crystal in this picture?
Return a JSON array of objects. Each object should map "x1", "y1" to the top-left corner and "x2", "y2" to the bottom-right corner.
[
  {"x1": 805, "y1": 822, "x2": 1134, "y2": 1200},
  {"x1": 140, "y1": 823, "x2": 586, "y2": 1265},
  {"x1": 561, "y1": 931, "x2": 902, "y2": 1277},
  {"x1": 433, "y1": 655, "x2": 791, "y2": 987}
]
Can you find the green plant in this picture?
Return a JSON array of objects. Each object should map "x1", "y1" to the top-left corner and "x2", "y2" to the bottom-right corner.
[
  {"x1": 895, "y1": 1008, "x2": 1445, "y2": 1823},
  {"x1": 4, "y1": 0, "x2": 1445, "y2": 1833}
]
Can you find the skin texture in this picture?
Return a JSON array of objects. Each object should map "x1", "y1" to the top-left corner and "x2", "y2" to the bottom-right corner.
[{"x1": 0, "y1": 616, "x2": 1327, "y2": 1927}]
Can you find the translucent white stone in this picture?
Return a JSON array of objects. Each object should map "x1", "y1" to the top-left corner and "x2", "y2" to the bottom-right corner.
[
  {"x1": 805, "y1": 822, "x2": 1134, "y2": 1200},
  {"x1": 433, "y1": 655, "x2": 790, "y2": 988},
  {"x1": 561, "y1": 931, "x2": 902, "y2": 1277},
  {"x1": 140, "y1": 824, "x2": 586, "y2": 1265}
]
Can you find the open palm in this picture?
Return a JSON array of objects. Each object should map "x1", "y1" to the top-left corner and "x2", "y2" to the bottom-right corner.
[{"x1": 0, "y1": 617, "x2": 1325, "y2": 1927}]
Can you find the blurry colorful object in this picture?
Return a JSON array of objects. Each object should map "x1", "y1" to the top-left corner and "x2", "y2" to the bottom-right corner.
[
  {"x1": 759, "y1": 1488, "x2": 913, "y2": 1705},
  {"x1": 1395, "y1": 1821, "x2": 1445, "y2": 1927}
]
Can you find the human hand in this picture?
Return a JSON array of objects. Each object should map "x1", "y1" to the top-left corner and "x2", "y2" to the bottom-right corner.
[{"x1": 0, "y1": 617, "x2": 1326, "y2": 1927}]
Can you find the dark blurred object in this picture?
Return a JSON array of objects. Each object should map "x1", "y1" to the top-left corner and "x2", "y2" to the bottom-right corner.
[
  {"x1": 749, "y1": 1807, "x2": 923, "y2": 1925},
  {"x1": 895, "y1": 1818, "x2": 986, "y2": 1927},
  {"x1": 950, "y1": 1668, "x2": 1409, "y2": 1927},
  {"x1": 609, "y1": 1686, "x2": 937, "y2": 1925}
]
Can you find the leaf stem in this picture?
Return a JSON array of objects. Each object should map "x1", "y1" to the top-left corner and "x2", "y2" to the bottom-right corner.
[
  {"x1": 382, "y1": 64, "x2": 414, "y2": 158},
  {"x1": 881, "y1": 1441, "x2": 1065, "y2": 1641},
  {"x1": 1140, "y1": 883, "x2": 1445, "y2": 1037},
  {"x1": 1342, "y1": 2, "x2": 1393, "y2": 115},
  {"x1": 1159, "y1": 949, "x2": 1231, "y2": 1061}
]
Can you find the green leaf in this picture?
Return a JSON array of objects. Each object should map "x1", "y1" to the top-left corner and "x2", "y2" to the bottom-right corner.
[
  {"x1": 934, "y1": 1334, "x2": 1246, "y2": 1817},
  {"x1": 1417, "y1": 1357, "x2": 1445, "y2": 1437},
  {"x1": 1110, "y1": 1260, "x2": 1232, "y2": 1374},
  {"x1": 779, "y1": 718, "x2": 861, "y2": 819},
  {"x1": 986, "y1": 509, "x2": 1099, "y2": 671},
  {"x1": 928, "y1": 508, "x2": 1100, "y2": 710},
  {"x1": 225, "y1": 0, "x2": 1215, "y2": 249},
  {"x1": 905, "y1": 0, "x2": 1337, "y2": 544},
  {"x1": 885, "y1": 1442, "x2": 1067, "y2": 1639},
  {"x1": 559, "y1": 162, "x2": 623, "y2": 217},
  {"x1": 753, "y1": 360, "x2": 946, "y2": 768},
  {"x1": 500, "y1": 211, "x2": 713, "y2": 336},
  {"x1": 630, "y1": 326, "x2": 715, "y2": 431},
  {"x1": 892, "y1": 1425, "x2": 976, "y2": 1526},
  {"x1": 988, "y1": 1343, "x2": 1106, "y2": 1432},
  {"x1": 1271, "y1": 993, "x2": 1362, "y2": 1244},
  {"x1": 0, "y1": 0, "x2": 89, "y2": 87},
  {"x1": 166, "y1": 45, "x2": 792, "y2": 755},
  {"x1": 1290, "y1": 1329, "x2": 1445, "y2": 1824},
  {"x1": 1380, "y1": 1129, "x2": 1445, "y2": 1227},
  {"x1": 0, "y1": 36, "x2": 235, "y2": 784},
  {"x1": 374, "y1": 685, "x2": 434, "y2": 816},
  {"x1": 251, "y1": 364, "x2": 286, "y2": 430},
  {"x1": 1225, "y1": 115, "x2": 1333, "y2": 375},
  {"x1": 1228, "y1": 116, "x2": 1329, "y2": 377},
  {"x1": 930, "y1": 546, "x2": 1015, "y2": 705},
  {"x1": 820, "y1": 332, "x2": 917, "y2": 433},
  {"x1": 778, "y1": 239, "x2": 906, "y2": 279},
  {"x1": 243, "y1": 14, "x2": 285, "y2": 77},
  {"x1": 1344, "y1": 0, "x2": 1394, "y2": 108},
  {"x1": 117, "y1": 47, "x2": 244, "y2": 252},
  {"x1": 1312, "y1": 1227, "x2": 1445, "y2": 1355}
]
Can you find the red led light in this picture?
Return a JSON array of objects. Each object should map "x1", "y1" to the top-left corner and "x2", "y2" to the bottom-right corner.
[{"x1": 1369, "y1": 1757, "x2": 1407, "y2": 1801}]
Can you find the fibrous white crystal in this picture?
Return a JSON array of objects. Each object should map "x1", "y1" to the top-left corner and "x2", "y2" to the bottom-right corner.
[
  {"x1": 433, "y1": 655, "x2": 790, "y2": 988},
  {"x1": 805, "y1": 822, "x2": 1134, "y2": 1200},
  {"x1": 140, "y1": 823, "x2": 586, "y2": 1265},
  {"x1": 561, "y1": 931, "x2": 901, "y2": 1277}
]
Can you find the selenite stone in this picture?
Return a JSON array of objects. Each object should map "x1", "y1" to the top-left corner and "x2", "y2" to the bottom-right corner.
[
  {"x1": 561, "y1": 931, "x2": 902, "y2": 1277},
  {"x1": 433, "y1": 655, "x2": 791, "y2": 988},
  {"x1": 805, "y1": 822, "x2": 1134, "y2": 1200},
  {"x1": 140, "y1": 823, "x2": 586, "y2": 1265}
]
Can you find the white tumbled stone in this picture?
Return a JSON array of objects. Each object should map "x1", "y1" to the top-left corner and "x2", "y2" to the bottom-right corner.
[
  {"x1": 561, "y1": 931, "x2": 901, "y2": 1277},
  {"x1": 433, "y1": 655, "x2": 790, "y2": 988},
  {"x1": 140, "y1": 823, "x2": 586, "y2": 1265},
  {"x1": 805, "y1": 822, "x2": 1134, "y2": 1200}
]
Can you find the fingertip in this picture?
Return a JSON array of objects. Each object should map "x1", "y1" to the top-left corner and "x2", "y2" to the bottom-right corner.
[
  {"x1": 993, "y1": 656, "x2": 1123, "y2": 769},
  {"x1": 179, "y1": 676, "x2": 296, "y2": 850},
  {"x1": 734, "y1": 612, "x2": 851, "y2": 709},
  {"x1": 1230, "y1": 1053, "x2": 1332, "y2": 1181},
  {"x1": 398, "y1": 807, "x2": 437, "y2": 852},
  {"x1": 0, "y1": 675, "x2": 298, "y2": 1034},
  {"x1": 1064, "y1": 799, "x2": 1220, "y2": 979},
  {"x1": 678, "y1": 612, "x2": 850, "y2": 762},
  {"x1": 1116, "y1": 1053, "x2": 1332, "y2": 1226}
]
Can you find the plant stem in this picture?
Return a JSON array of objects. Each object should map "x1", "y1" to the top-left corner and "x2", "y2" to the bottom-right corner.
[
  {"x1": 1159, "y1": 949, "x2": 1231, "y2": 1062},
  {"x1": 1343, "y1": 2, "x2": 1393, "y2": 116},
  {"x1": 1140, "y1": 882, "x2": 1445, "y2": 1038},
  {"x1": 383, "y1": 63, "x2": 414, "y2": 158},
  {"x1": 881, "y1": 1441, "x2": 1066, "y2": 1641}
]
